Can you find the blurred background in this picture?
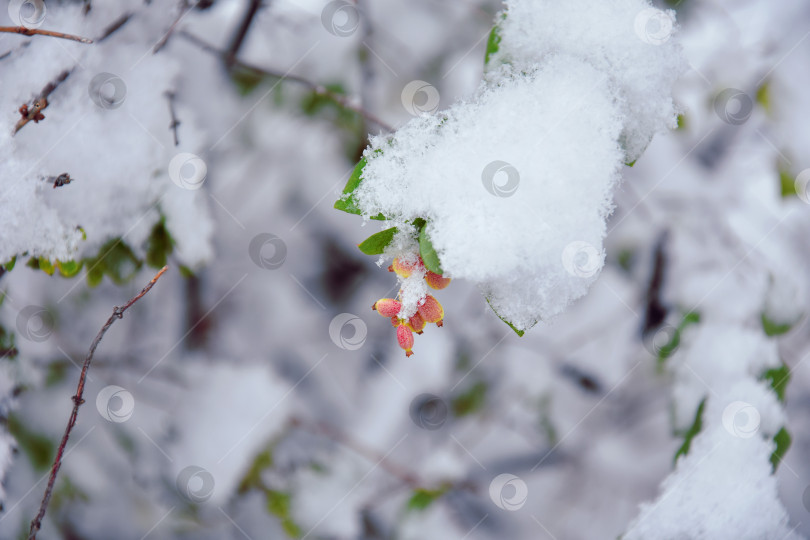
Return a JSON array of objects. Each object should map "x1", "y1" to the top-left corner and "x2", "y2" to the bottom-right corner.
[{"x1": 0, "y1": 0, "x2": 809, "y2": 538}]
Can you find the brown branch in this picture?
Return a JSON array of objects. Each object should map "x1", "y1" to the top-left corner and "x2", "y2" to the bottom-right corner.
[
  {"x1": 27, "y1": 266, "x2": 169, "y2": 540},
  {"x1": 0, "y1": 26, "x2": 93, "y2": 44},
  {"x1": 96, "y1": 12, "x2": 133, "y2": 43},
  {"x1": 153, "y1": 1, "x2": 192, "y2": 54},
  {"x1": 14, "y1": 69, "x2": 71, "y2": 135},
  {"x1": 179, "y1": 30, "x2": 395, "y2": 133},
  {"x1": 224, "y1": 0, "x2": 262, "y2": 68},
  {"x1": 164, "y1": 91, "x2": 181, "y2": 146}
]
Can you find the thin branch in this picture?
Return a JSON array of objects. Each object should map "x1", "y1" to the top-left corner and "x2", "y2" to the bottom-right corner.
[
  {"x1": 14, "y1": 69, "x2": 71, "y2": 134},
  {"x1": 290, "y1": 417, "x2": 420, "y2": 487},
  {"x1": 164, "y1": 91, "x2": 181, "y2": 146},
  {"x1": 0, "y1": 26, "x2": 93, "y2": 44},
  {"x1": 153, "y1": 0, "x2": 192, "y2": 54},
  {"x1": 96, "y1": 12, "x2": 133, "y2": 43},
  {"x1": 27, "y1": 266, "x2": 169, "y2": 540},
  {"x1": 179, "y1": 30, "x2": 395, "y2": 133},
  {"x1": 224, "y1": 0, "x2": 262, "y2": 68}
]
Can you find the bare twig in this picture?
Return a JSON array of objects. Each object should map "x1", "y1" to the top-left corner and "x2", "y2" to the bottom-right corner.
[
  {"x1": 96, "y1": 12, "x2": 133, "y2": 43},
  {"x1": 179, "y1": 30, "x2": 395, "y2": 133},
  {"x1": 0, "y1": 26, "x2": 93, "y2": 44},
  {"x1": 153, "y1": 0, "x2": 192, "y2": 54},
  {"x1": 224, "y1": 0, "x2": 262, "y2": 68},
  {"x1": 27, "y1": 266, "x2": 169, "y2": 540},
  {"x1": 165, "y1": 91, "x2": 181, "y2": 146},
  {"x1": 290, "y1": 417, "x2": 420, "y2": 486},
  {"x1": 14, "y1": 69, "x2": 71, "y2": 134}
]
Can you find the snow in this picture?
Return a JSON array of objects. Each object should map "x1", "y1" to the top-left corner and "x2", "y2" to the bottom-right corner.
[
  {"x1": 0, "y1": 0, "x2": 214, "y2": 268},
  {"x1": 353, "y1": 0, "x2": 684, "y2": 331},
  {"x1": 0, "y1": 0, "x2": 808, "y2": 538},
  {"x1": 626, "y1": 394, "x2": 798, "y2": 540}
]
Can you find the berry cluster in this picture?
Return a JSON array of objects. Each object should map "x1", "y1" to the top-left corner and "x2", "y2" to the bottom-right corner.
[{"x1": 372, "y1": 256, "x2": 450, "y2": 357}]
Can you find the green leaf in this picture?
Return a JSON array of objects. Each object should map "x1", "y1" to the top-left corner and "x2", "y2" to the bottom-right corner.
[
  {"x1": 334, "y1": 155, "x2": 388, "y2": 220},
  {"x1": 657, "y1": 311, "x2": 701, "y2": 367},
  {"x1": 238, "y1": 449, "x2": 274, "y2": 493},
  {"x1": 145, "y1": 218, "x2": 174, "y2": 269},
  {"x1": 56, "y1": 260, "x2": 82, "y2": 278},
  {"x1": 770, "y1": 427, "x2": 791, "y2": 472},
  {"x1": 407, "y1": 487, "x2": 448, "y2": 511},
  {"x1": 625, "y1": 159, "x2": 637, "y2": 167},
  {"x1": 674, "y1": 398, "x2": 705, "y2": 463},
  {"x1": 266, "y1": 490, "x2": 302, "y2": 538},
  {"x1": 756, "y1": 81, "x2": 771, "y2": 115},
  {"x1": 779, "y1": 168, "x2": 797, "y2": 198},
  {"x1": 230, "y1": 65, "x2": 266, "y2": 96},
  {"x1": 334, "y1": 157, "x2": 367, "y2": 216},
  {"x1": 452, "y1": 381, "x2": 487, "y2": 417},
  {"x1": 761, "y1": 364, "x2": 791, "y2": 403},
  {"x1": 357, "y1": 227, "x2": 398, "y2": 255},
  {"x1": 86, "y1": 265, "x2": 104, "y2": 288},
  {"x1": 484, "y1": 23, "x2": 503, "y2": 65},
  {"x1": 8, "y1": 414, "x2": 54, "y2": 472},
  {"x1": 3, "y1": 256, "x2": 16, "y2": 271},
  {"x1": 761, "y1": 312, "x2": 795, "y2": 337},
  {"x1": 676, "y1": 113, "x2": 686, "y2": 130},
  {"x1": 418, "y1": 228, "x2": 442, "y2": 275},
  {"x1": 485, "y1": 297, "x2": 528, "y2": 337},
  {"x1": 83, "y1": 239, "x2": 142, "y2": 287},
  {"x1": 38, "y1": 257, "x2": 55, "y2": 276}
]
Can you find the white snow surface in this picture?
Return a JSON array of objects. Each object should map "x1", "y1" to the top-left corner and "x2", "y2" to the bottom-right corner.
[{"x1": 353, "y1": 0, "x2": 684, "y2": 330}]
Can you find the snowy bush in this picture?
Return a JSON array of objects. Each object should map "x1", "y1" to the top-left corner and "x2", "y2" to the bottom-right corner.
[{"x1": 0, "y1": 0, "x2": 808, "y2": 539}]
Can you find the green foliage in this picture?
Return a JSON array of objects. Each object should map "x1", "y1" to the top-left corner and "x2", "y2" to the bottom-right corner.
[
  {"x1": 13, "y1": 214, "x2": 176, "y2": 285},
  {"x1": 452, "y1": 381, "x2": 487, "y2": 417},
  {"x1": 83, "y1": 239, "x2": 142, "y2": 287},
  {"x1": 335, "y1": 157, "x2": 383, "y2": 218},
  {"x1": 673, "y1": 398, "x2": 705, "y2": 463},
  {"x1": 230, "y1": 65, "x2": 266, "y2": 96},
  {"x1": 145, "y1": 218, "x2": 174, "y2": 269},
  {"x1": 761, "y1": 312, "x2": 796, "y2": 337},
  {"x1": 418, "y1": 228, "x2": 443, "y2": 275},
  {"x1": 55, "y1": 259, "x2": 81, "y2": 277},
  {"x1": 761, "y1": 364, "x2": 791, "y2": 403},
  {"x1": 238, "y1": 448, "x2": 275, "y2": 493},
  {"x1": 27, "y1": 257, "x2": 55, "y2": 275},
  {"x1": 756, "y1": 81, "x2": 771, "y2": 114},
  {"x1": 357, "y1": 227, "x2": 398, "y2": 255},
  {"x1": 3, "y1": 256, "x2": 16, "y2": 272},
  {"x1": 616, "y1": 248, "x2": 636, "y2": 273},
  {"x1": 657, "y1": 311, "x2": 701, "y2": 367},
  {"x1": 266, "y1": 490, "x2": 302, "y2": 538},
  {"x1": 779, "y1": 168, "x2": 797, "y2": 198},
  {"x1": 485, "y1": 297, "x2": 528, "y2": 336},
  {"x1": 50, "y1": 475, "x2": 89, "y2": 512},
  {"x1": 407, "y1": 487, "x2": 448, "y2": 511},
  {"x1": 45, "y1": 362, "x2": 69, "y2": 387},
  {"x1": 484, "y1": 23, "x2": 503, "y2": 65},
  {"x1": 770, "y1": 427, "x2": 791, "y2": 472},
  {"x1": 625, "y1": 159, "x2": 637, "y2": 167},
  {"x1": 7, "y1": 414, "x2": 54, "y2": 472},
  {"x1": 676, "y1": 113, "x2": 686, "y2": 130}
]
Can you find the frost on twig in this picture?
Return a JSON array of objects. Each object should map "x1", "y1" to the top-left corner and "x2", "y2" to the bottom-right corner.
[{"x1": 27, "y1": 266, "x2": 169, "y2": 540}]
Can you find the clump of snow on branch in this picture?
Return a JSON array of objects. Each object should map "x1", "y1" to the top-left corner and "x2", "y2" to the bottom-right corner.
[
  {"x1": 0, "y1": 0, "x2": 213, "y2": 268},
  {"x1": 352, "y1": 0, "x2": 684, "y2": 331}
]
